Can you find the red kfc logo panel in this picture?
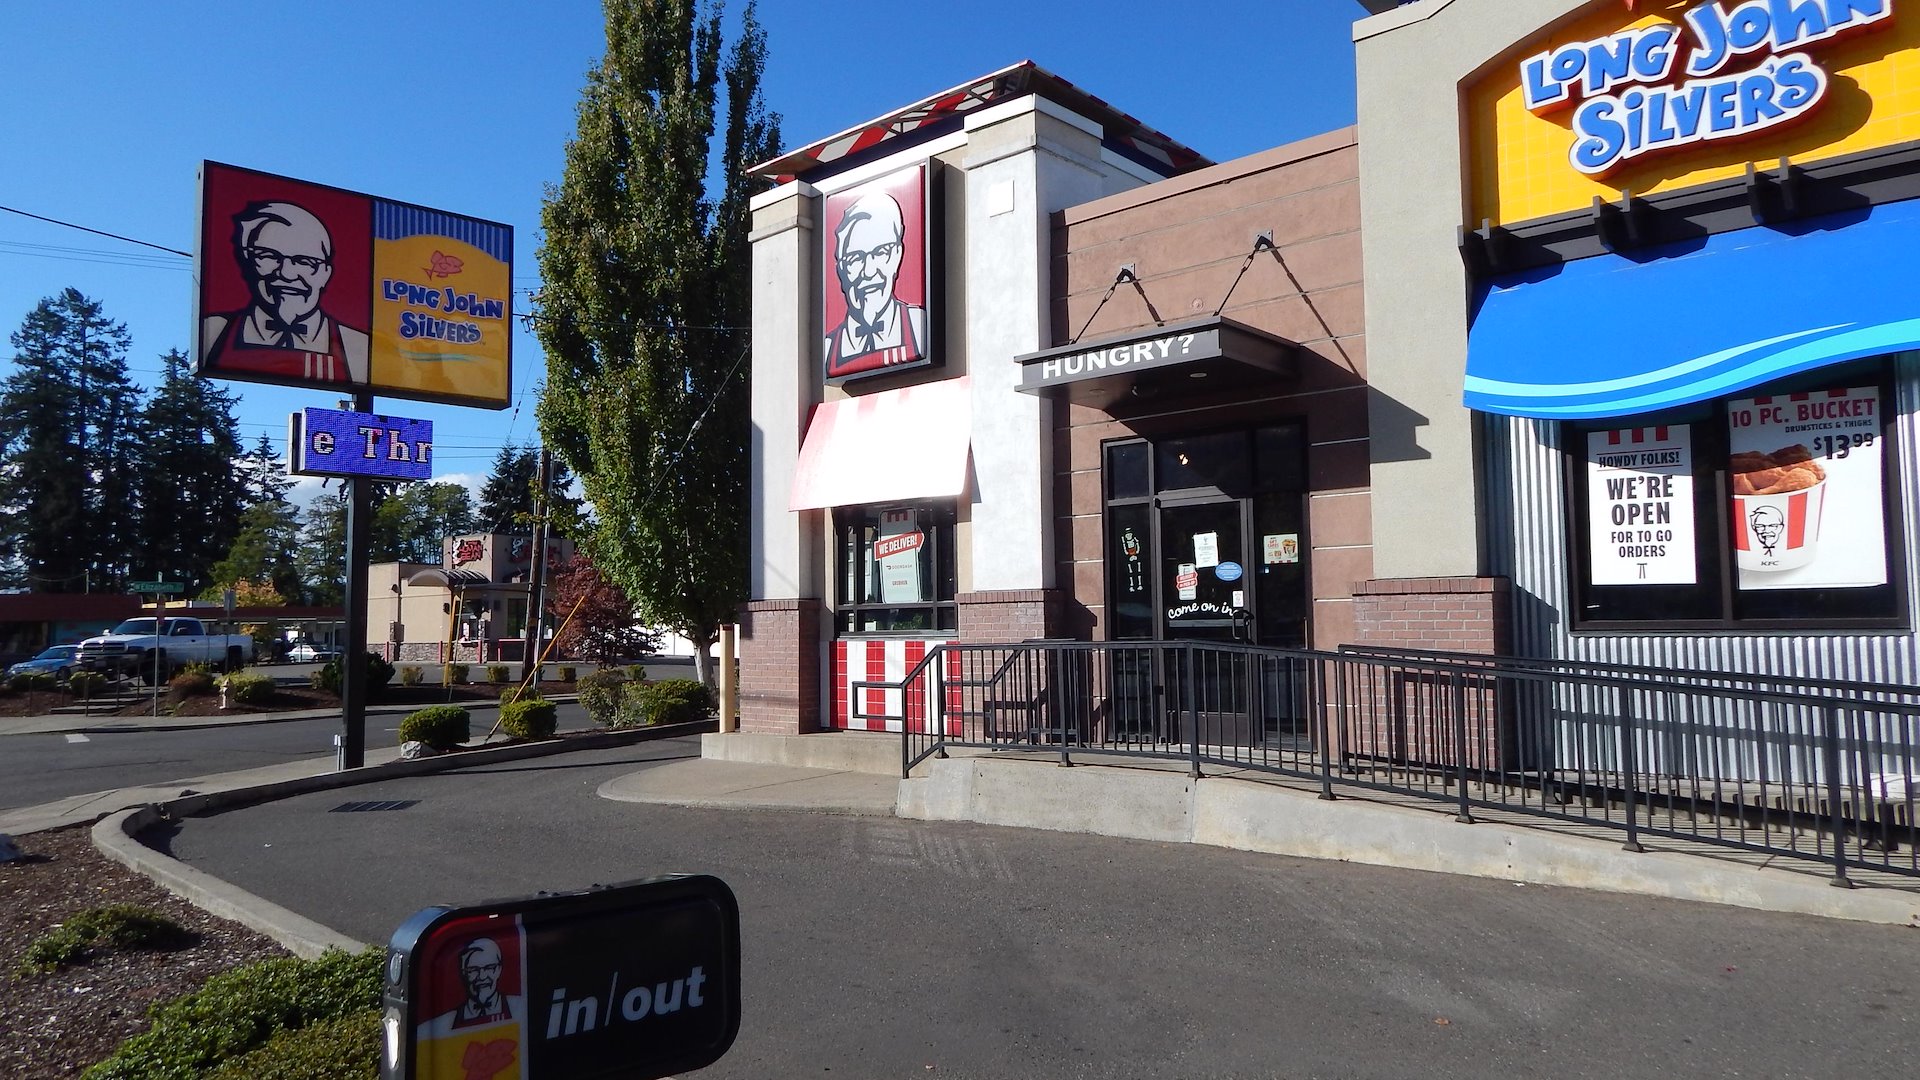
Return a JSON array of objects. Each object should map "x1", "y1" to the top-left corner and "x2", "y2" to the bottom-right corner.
[{"x1": 821, "y1": 164, "x2": 933, "y2": 381}]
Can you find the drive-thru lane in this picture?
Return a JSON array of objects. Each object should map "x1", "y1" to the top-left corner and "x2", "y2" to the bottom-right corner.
[{"x1": 162, "y1": 739, "x2": 1920, "y2": 1079}]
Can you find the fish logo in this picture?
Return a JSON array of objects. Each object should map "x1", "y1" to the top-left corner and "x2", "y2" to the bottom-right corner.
[{"x1": 425, "y1": 251, "x2": 466, "y2": 280}]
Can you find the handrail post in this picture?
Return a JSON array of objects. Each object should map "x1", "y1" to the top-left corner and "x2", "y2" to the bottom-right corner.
[
  {"x1": 1055, "y1": 645, "x2": 1073, "y2": 768},
  {"x1": 1620, "y1": 692, "x2": 1645, "y2": 853},
  {"x1": 1452, "y1": 674, "x2": 1474, "y2": 824},
  {"x1": 1824, "y1": 704, "x2": 1855, "y2": 888},
  {"x1": 1185, "y1": 645, "x2": 1202, "y2": 780},
  {"x1": 1319, "y1": 656, "x2": 1337, "y2": 801}
]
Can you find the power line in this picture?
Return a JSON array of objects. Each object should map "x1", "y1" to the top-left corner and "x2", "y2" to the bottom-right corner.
[{"x1": 0, "y1": 205, "x2": 192, "y2": 259}]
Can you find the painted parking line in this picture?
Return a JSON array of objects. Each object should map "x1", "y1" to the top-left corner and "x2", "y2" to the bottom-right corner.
[{"x1": 64, "y1": 733, "x2": 89, "y2": 743}]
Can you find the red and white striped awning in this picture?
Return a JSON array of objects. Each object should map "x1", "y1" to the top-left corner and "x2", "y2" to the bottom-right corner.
[{"x1": 789, "y1": 377, "x2": 972, "y2": 511}]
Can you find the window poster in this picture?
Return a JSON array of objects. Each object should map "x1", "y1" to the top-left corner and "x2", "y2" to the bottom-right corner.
[
  {"x1": 1726, "y1": 386, "x2": 1886, "y2": 591},
  {"x1": 1586, "y1": 426, "x2": 1697, "y2": 586},
  {"x1": 873, "y1": 509, "x2": 926, "y2": 604}
]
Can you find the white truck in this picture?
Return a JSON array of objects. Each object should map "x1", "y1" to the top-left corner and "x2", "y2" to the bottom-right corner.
[{"x1": 78, "y1": 617, "x2": 255, "y2": 683}]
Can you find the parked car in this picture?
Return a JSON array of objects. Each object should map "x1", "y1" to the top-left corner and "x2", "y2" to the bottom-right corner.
[
  {"x1": 78, "y1": 618, "x2": 255, "y2": 683},
  {"x1": 287, "y1": 643, "x2": 340, "y2": 663},
  {"x1": 7, "y1": 644, "x2": 80, "y2": 683}
]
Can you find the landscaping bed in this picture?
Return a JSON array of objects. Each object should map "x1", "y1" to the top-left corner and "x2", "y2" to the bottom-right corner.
[
  {"x1": 0, "y1": 826, "x2": 287, "y2": 1078},
  {"x1": 0, "y1": 680, "x2": 578, "y2": 719}
]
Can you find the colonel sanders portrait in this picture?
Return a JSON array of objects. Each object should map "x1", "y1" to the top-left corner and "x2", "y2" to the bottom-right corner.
[
  {"x1": 824, "y1": 190, "x2": 927, "y2": 376},
  {"x1": 201, "y1": 200, "x2": 368, "y2": 384},
  {"x1": 416, "y1": 936, "x2": 525, "y2": 1040}
]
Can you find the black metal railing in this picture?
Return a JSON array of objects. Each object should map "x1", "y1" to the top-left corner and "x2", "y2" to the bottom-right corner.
[{"x1": 879, "y1": 640, "x2": 1920, "y2": 884}]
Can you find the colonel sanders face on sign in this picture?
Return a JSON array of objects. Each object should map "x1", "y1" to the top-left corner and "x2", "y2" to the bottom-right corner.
[
  {"x1": 824, "y1": 185, "x2": 928, "y2": 376},
  {"x1": 201, "y1": 200, "x2": 369, "y2": 383}
]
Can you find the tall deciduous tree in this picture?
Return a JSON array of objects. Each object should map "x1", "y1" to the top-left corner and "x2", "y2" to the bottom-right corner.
[
  {"x1": 374, "y1": 482, "x2": 477, "y2": 563},
  {"x1": 0, "y1": 289, "x2": 144, "y2": 592},
  {"x1": 131, "y1": 349, "x2": 247, "y2": 591},
  {"x1": 536, "y1": 0, "x2": 779, "y2": 683}
]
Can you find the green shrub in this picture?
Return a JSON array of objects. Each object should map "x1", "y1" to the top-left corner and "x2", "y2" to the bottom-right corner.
[
  {"x1": 16, "y1": 905, "x2": 191, "y2": 977},
  {"x1": 312, "y1": 652, "x2": 395, "y2": 696},
  {"x1": 82, "y1": 947, "x2": 381, "y2": 1080},
  {"x1": 627, "y1": 664, "x2": 649, "y2": 682},
  {"x1": 446, "y1": 662, "x2": 470, "y2": 685},
  {"x1": 67, "y1": 670, "x2": 107, "y2": 698},
  {"x1": 577, "y1": 668, "x2": 628, "y2": 727},
  {"x1": 485, "y1": 663, "x2": 509, "y2": 684},
  {"x1": 221, "y1": 671, "x2": 276, "y2": 706},
  {"x1": 398, "y1": 665, "x2": 423, "y2": 687},
  {"x1": 169, "y1": 669, "x2": 216, "y2": 698},
  {"x1": 610, "y1": 692, "x2": 651, "y2": 729},
  {"x1": 10, "y1": 671, "x2": 54, "y2": 692},
  {"x1": 204, "y1": 1008, "x2": 379, "y2": 1080},
  {"x1": 558, "y1": 665, "x2": 577, "y2": 683},
  {"x1": 398, "y1": 704, "x2": 469, "y2": 749},
  {"x1": 635, "y1": 678, "x2": 714, "y2": 726},
  {"x1": 498, "y1": 698, "x2": 558, "y2": 739},
  {"x1": 179, "y1": 660, "x2": 216, "y2": 677}
]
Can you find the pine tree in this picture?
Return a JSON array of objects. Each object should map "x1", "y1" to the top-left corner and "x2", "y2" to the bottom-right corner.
[
  {"x1": 0, "y1": 289, "x2": 143, "y2": 592},
  {"x1": 211, "y1": 500, "x2": 305, "y2": 604},
  {"x1": 237, "y1": 433, "x2": 295, "y2": 509},
  {"x1": 297, "y1": 486, "x2": 350, "y2": 606},
  {"x1": 536, "y1": 0, "x2": 779, "y2": 683},
  {"x1": 476, "y1": 444, "x2": 537, "y2": 533},
  {"x1": 130, "y1": 349, "x2": 247, "y2": 592}
]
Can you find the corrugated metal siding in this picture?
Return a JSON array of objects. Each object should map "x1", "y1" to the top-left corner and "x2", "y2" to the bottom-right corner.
[{"x1": 1483, "y1": 353, "x2": 1920, "y2": 683}]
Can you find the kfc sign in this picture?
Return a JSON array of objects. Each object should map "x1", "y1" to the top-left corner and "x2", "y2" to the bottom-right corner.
[{"x1": 821, "y1": 164, "x2": 940, "y2": 382}]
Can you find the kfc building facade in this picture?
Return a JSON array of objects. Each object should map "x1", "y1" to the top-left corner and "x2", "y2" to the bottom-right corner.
[
  {"x1": 739, "y1": 64, "x2": 1369, "y2": 732},
  {"x1": 1353, "y1": 0, "x2": 1920, "y2": 676}
]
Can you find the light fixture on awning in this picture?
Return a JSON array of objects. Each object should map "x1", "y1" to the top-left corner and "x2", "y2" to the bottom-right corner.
[
  {"x1": 1013, "y1": 316, "x2": 1297, "y2": 412},
  {"x1": 788, "y1": 376, "x2": 972, "y2": 511},
  {"x1": 1466, "y1": 198, "x2": 1920, "y2": 419}
]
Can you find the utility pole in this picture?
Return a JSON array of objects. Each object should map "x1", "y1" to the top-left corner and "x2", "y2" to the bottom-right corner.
[{"x1": 523, "y1": 447, "x2": 551, "y2": 682}]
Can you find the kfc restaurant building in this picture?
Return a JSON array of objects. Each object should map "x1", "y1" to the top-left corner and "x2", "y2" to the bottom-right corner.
[
  {"x1": 1354, "y1": 0, "x2": 1920, "y2": 677},
  {"x1": 739, "y1": 64, "x2": 1370, "y2": 732}
]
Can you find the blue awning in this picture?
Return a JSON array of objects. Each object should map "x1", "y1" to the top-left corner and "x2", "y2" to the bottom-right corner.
[{"x1": 1465, "y1": 199, "x2": 1920, "y2": 419}]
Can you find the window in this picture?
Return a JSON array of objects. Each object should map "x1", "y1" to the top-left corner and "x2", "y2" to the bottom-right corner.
[
  {"x1": 834, "y1": 502, "x2": 957, "y2": 634},
  {"x1": 1567, "y1": 359, "x2": 1905, "y2": 630}
]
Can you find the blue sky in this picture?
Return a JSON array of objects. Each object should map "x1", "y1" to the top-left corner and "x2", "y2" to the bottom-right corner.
[{"x1": 0, "y1": 1, "x2": 1363, "y2": 503}]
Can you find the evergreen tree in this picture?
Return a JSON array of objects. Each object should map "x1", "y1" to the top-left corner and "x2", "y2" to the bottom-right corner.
[
  {"x1": 373, "y1": 482, "x2": 477, "y2": 563},
  {"x1": 476, "y1": 442, "x2": 586, "y2": 537},
  {"x1": 536, "y1": 0, "x2": 779, "y2": 683},
  {"x1": 130, "y1": 349, "x2": 247, "y2": 591},
  {"x1": 297, "y1": 486, "x2": 350, "y2": 606},
  {"x1": 211, "y1": 499, "x2": 305, "y2": 604},
  {"x1": 0, "y1": 289, "x2": 143, "y2": 592},
  {"x1": 236, "y1": 433, "x2": 295, "y2": 509}
]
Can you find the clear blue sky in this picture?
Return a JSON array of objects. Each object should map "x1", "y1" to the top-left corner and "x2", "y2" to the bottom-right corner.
[{"x1": 0, "y1": 1, "x2": 1362, "y2": 503}]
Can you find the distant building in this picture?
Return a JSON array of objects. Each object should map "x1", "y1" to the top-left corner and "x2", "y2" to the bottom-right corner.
[{"x1": 372, "y1": 533, "x2": 572, "y2": 664}]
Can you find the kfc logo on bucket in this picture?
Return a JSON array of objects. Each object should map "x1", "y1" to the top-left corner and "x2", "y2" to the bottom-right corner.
[{"x1": 1730, "y1": 445, "x2": 1826, "y2": 572}]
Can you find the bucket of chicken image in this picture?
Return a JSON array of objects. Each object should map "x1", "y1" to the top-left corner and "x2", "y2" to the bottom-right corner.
[{"x1": 1731, "y1": 445, "x2": 1827, "y2": 573}]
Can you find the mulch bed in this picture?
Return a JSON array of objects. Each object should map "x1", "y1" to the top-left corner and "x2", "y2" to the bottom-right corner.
[{"x1": 0, "y1": 826, "x2": 287, "y2": 1078}]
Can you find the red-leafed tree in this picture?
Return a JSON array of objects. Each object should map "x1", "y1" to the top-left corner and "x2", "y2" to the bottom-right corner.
[{"x1": 545, "y1": 552, "x2": 659, "y2": 662}]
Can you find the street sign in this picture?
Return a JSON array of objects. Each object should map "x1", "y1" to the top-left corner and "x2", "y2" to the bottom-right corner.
[
  {"x1": 130, "y1": 581, "x2": 185, "y2": 595},
  {"x1": 383, "y1": 875, "x2": 741, "y2": 1080}
]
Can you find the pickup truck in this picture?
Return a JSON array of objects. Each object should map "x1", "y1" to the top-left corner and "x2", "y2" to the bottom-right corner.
[{"x1": 78, "y1": 618, "x2": 255, "y2": 683}]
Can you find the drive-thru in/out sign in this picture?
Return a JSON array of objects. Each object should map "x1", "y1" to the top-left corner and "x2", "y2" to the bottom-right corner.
[{"x1": 383, "y1": 875, "x2": 741, "y2": 1080}]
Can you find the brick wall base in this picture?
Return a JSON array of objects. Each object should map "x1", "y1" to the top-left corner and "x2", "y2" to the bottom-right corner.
[
  {"x1": 1347, "y1": 577, "x2": 1512, "y2": 770},
  {"x1": 1351, "y1": 577, "x2": 1510, "y2": 655},
  {"x1": 737, "y1": 598, "x2": 823, "y2": 735},
  {"x1": 956, "y1": 589, "x2": 1064, "y2": 643}
]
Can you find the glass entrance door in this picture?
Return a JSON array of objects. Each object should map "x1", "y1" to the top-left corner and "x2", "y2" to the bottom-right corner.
[{"x1": 1158, "y1": 496, "x2": 1256, "y2": 744}]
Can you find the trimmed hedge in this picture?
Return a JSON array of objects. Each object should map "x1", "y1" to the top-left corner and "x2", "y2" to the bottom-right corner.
[
  {"x1": 398, "y1": 665, "x2": 423, "y2": 687},
  {"x1": 446, "y1": 662, "x2": 470, "y2": 685},
  {"x1": 16, "y1": 905, "x2": 191, "y2": 977},
  {"x1": 310, "y1": 652, "x2": 395, "y2": 696},
  {"x1": 485, "y1": 664, "x2": 509, "y2": 684},
  {"x1": 204, "y1": 1008, "x2": 379, "y2": 1080},
  {"x1": 577, "y1": 669, "x2": 628, "y2": 727},
  {"x1": 67, "y1": 670, "x2": 108, "y2": 698},
  {"x1": 398, "y1": 704, "x2": 470, "y2": 750},
  {"x1": 169, "y1": 670, "x2": 216, "y2": 698},
  {"x1": 81, "y1": 947, "x2": 381, "y2": 1080},
  {"x1": 222, "y1": 671, "x2": 276, "y2": 706},
  {"x1": 558, "y1": 665, "x2": 577, "y2": 683},
  {"x1": 9, "y1": 671, "x2": 54, "y2": 692},
  {"x1": 635, "y1": 678, "x2": 714, "y2": 726},
  {"x1": 498, "y1": 698, "x2": 558, "y2": 740}
]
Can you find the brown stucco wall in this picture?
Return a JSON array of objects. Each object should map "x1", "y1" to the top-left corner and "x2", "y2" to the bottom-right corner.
[{"x1": 1048, "y1": 128, "x2": 1370, "y2": 649}]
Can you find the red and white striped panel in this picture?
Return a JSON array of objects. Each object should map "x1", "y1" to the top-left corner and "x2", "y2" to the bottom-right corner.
[{"x1": 832, "y1": 638, "x2": 957, "y2": 734}]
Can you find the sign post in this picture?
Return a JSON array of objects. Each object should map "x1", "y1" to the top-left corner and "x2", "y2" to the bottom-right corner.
[{"x1": 130, "y1": 580, "x2": 184, "y2": 714}]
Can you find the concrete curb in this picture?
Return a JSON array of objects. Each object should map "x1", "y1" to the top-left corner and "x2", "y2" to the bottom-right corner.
[
  {"x1": 80, "y1": 720, "x2": 714, "y2": 957},
  {"x1": 897, "y1": 755, "x2": 1920, "y2": 928}
]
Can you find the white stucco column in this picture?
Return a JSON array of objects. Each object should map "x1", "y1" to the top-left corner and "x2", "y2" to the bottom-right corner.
[
  {"x1": 960, "y1": 98, "x2": 1131, "y2": 592},
  {"x1": 748, "y1": 181, "x2": 822, "y2": 600}
]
